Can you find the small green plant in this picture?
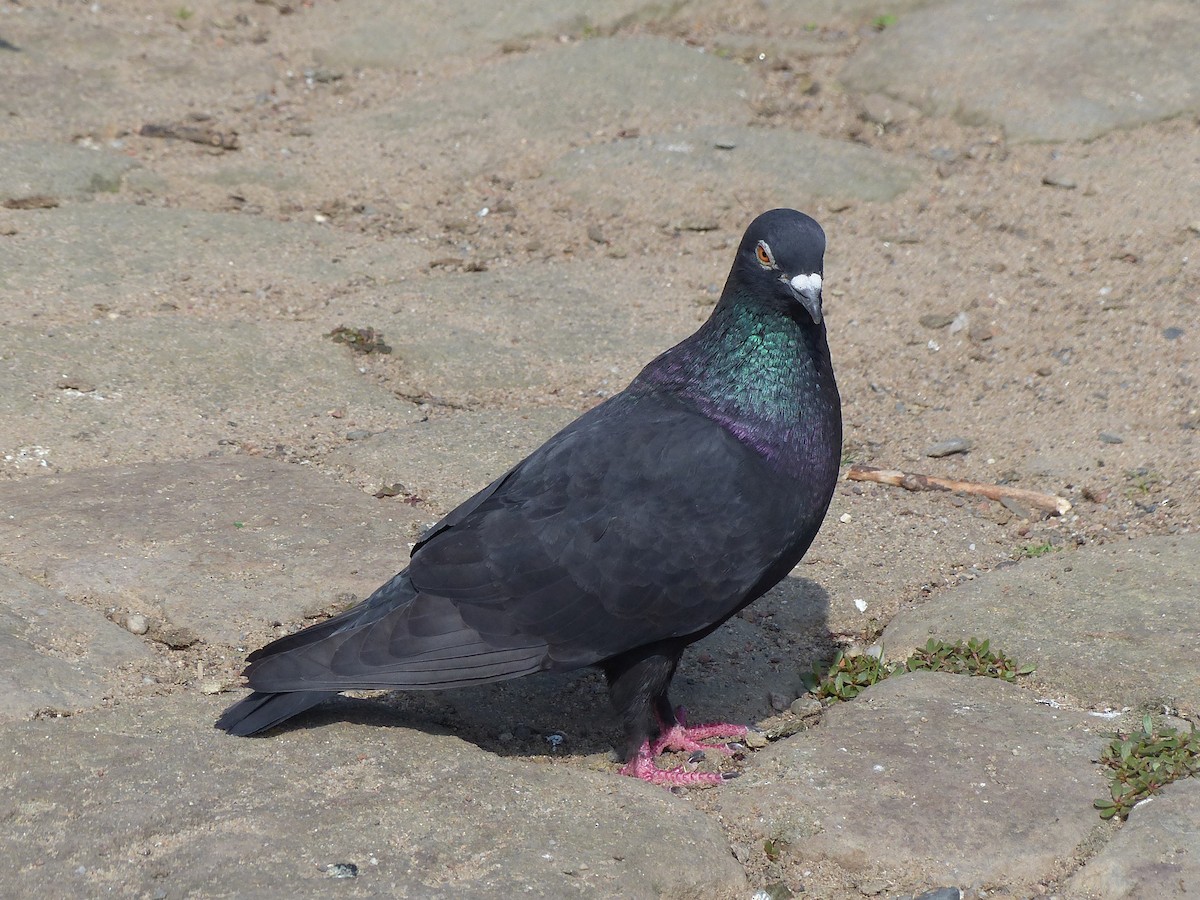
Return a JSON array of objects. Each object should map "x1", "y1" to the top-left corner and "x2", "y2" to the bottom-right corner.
[
  {"x1": 806, "y1": 638, "x2": 1035, "y2": 701},
  {"x1": 807, "y1": 649, "x2": 893, "y2": 700},
  {"x1": 872, "y1": 14, "x2": 897, "y2": 29},
  {"x1": 905, "y1": 637, "x2": 1036, "y2": 683},
  {"x1": 763, "y1": 837, "x2": 789, "y2": 861},
  {"x1": 1094, "y1": 715, "x2": 1200, "y2": 819},
  {"x1": 1019, "y1": 540, "x2": 1057, "y2": 559},
  {"x1": 1124, "y1": 468, "x2": 1162, "y2": 494},
  {"x1": 175, "y1": 6, "x2": 193, "y2": 20}
]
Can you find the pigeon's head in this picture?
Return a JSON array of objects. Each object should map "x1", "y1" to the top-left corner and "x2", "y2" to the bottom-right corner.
[{"x1": 733, "y1": 208, "x2": 826, "y2": 325}]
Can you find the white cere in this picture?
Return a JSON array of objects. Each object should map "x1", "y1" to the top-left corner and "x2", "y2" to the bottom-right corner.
[{"x1": 789, "y1": 272, "x2": 822, "y2": 294}]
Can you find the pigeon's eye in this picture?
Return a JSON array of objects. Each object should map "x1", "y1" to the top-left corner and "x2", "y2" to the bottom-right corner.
[{"x1": 755, "y1": 241, "x2": 775, "y2": 268}]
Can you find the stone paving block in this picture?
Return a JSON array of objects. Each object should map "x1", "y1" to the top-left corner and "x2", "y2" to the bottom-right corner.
[
  {"x1": 371, "y1": 37, "x2": 757, "y2": 179},
  {"x1": 840, "y1": 0, "x2": 1200, "y2": 141},
  {"x1": 0, "y1": 564, "x2": 150, "y2": 721},
  {"x1": 718, "y1": 672, "x2": 1110, "y2": 891},
  {"x1": 325, "y1": 408, "x2": 577, "y2": 509},
  {"x1": 0, "y1": 140, "x2": 139, "y2": 201},
  {"x1": 881, "y1": 535, "x2": 1200, "y2": 714},
  {"x1": 0, "y1": 458, "x2": 429, "y2": 647},
  {"x1": 542, "y1": 125, "x2": 917, "y2": 229},
  {"x1": 0, "y1": 317, "x2": 422, "y2": 476},
  {"x1": 309, "y1": 0, "x2": 674, "y2": 71},
  {"x1": 0, "y1": 204, "x2": 425, "y2": 320},
  {"x1": 0, "y1": 694, "x2": 747, "y2": 898},
  {"x1": 1066, "y1": 778, "x2": 1200, "y2": 899},
  {"x1": 370, "y1": 261, "x2": 693, "y2": 402}
]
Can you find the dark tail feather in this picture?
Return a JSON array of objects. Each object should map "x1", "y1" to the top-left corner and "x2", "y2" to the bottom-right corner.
[{"x1": 214, "y1": 690, "x2": 331, "y2": 736}]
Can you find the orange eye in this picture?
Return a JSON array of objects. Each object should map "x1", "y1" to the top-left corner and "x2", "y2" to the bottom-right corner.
[{"x1": 755, "y1": 242, "x2": 773, "y2": 267}]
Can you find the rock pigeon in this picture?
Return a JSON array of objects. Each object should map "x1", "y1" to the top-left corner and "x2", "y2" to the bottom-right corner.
[{"x1": 217, "y1": 208, "x2": 842, "y2": 786}]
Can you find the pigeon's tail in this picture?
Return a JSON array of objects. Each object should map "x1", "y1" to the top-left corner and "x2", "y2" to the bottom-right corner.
[{"x1": 215, "y1": 689, "x2": 330, "y2": 736}]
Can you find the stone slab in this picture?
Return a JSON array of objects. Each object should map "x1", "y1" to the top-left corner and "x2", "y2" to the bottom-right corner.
[
  {"x1": 325, "y1": 408, "x2": 577, "y2": 509},
  {"x1": 371, "y1": 261, "x2": 693, "y2": 402},
  {"x1": 1066, "y1": 777, "x2": 1200, "y2": 900},
  {"x1": 673, "y1": 0, "x2": 943, "y2": 30},
  {"x1": 371, "y1": 37, "x2": 757, "y2": 179},
  {"x1": 0, "y1": 204, "x2": 425, "y2": 321},
  {"x1": 0, "y1": 564, "x2": 150, "y2": 721},
  {"x1": 0, "y1": 458, "x2": 429, "y2": 647},
  {"x1": 0, "y1": 140, "x2": 139, "y2": 201},
  {"x1": 0, "y1": 317, "x2": 422, "y2": 476},
  {"x1": 0, "y1": 694, "x2": 747, "y2": 898},
  {"x1": 840, "y1": 0, "x2": 1200, "y2": 142},
  {"x1": 718, "y1": 672, "x2": 1111, "y2": 892},
  {"x1": 309, "y1": 0, "x2": 673, "y2": 71},
  {"x1": 542, "y1": 125, "x2": 917, "y2": 228},
  {"x1": 881, "y1": 535, "x2": 1200, "y2": 714}
]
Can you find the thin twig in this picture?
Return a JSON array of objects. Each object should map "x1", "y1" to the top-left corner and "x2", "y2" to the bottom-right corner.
[
  {"x1": 140, "y1": 123, "x2": 240, "y2": 150},
  {"x1": 846, "y1": 464, "x2": 1072, "y2": 516}
]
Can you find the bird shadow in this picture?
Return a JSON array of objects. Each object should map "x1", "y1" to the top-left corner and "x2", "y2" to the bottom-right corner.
[{"x1": 246, "y1": 574, "x2": 836, "y2": 769}]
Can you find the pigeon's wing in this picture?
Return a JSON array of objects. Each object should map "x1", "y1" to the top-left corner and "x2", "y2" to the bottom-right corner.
[{"x1": 406, "y1": 391, "x2": 813, "y2": 667}]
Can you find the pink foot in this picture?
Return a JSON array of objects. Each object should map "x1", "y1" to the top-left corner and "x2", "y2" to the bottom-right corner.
[
  {"x1": 618, "y1": 709, "x2": 750, "y2": 787},
  {"x1": 649, "y1": 707, "x2": 748, "y2": 757},
  {"x1": 620, "y1": 742, "x2": 728, "y2": 786}
]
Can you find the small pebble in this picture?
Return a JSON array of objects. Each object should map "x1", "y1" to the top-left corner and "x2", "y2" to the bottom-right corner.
[
  {"x1": 149, "y1": 623, "x2": 200, "y2": 649},
  {"x1": 1041, "y1": 173, "x2": 1077, "y2": 189},
  {"x1": 55, "y1": 376, "x2": 96, "y2": 393},
  {"x1": 839, "y1": 512, "x2": 852, "y2": 523},
  {"x1": 768, "y1": 691, "x2": 791, "y2": 712},
  {"x1": 1163, "y1": 327, "x2": 1184, "y2": 340},
  {"x1": 199, "y1": 680, "x2": 225, "y2": 695},
  {"x1": 919, "y1": 312, "x2": 956, "y2": 329},
  {"x1": 345, "y1": 430, "x2": 371, "y2": 441},
  {"x1": 968, "y1": 321, "x2": 995, "y2": 342},
  {"x1": 743, "y1": 730, "x2": 769, "y2": 749},
  {"x1": 924, "y1": 437, "x2": 973, "y2": 458},
  {"x1": 1098, "y1": 432, "x2": 1124, "y2": 444},
  {"x1": 914, "y1": 889, "x2": 962, "y2": 900},
  {"x1": 125, "y1": 613, "x2": 149, "y2": 635},
  {"x1": 790, "y1": 697, "x2": 821, "y2": 716},
  {"x1": 853, "y1": 598, "x2": 868, "y2": 612},
  {"x1": 325, "y1": 863, "x2": 359, "y2": 879}
]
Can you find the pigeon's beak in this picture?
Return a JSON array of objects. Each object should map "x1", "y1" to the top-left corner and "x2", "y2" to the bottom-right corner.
[{"x1": 787, "y1": 273, "x2": 823, "y2": 325}]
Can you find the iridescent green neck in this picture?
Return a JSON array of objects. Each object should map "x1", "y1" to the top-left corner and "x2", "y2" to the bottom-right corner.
[{"x1": 635, "y1": 292, "x2": 840, "y2": 478}]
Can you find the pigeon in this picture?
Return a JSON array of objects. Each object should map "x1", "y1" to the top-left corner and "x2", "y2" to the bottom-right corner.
[{"x1": 216, "y1": 208, "x2": 842, "y2": 786}]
